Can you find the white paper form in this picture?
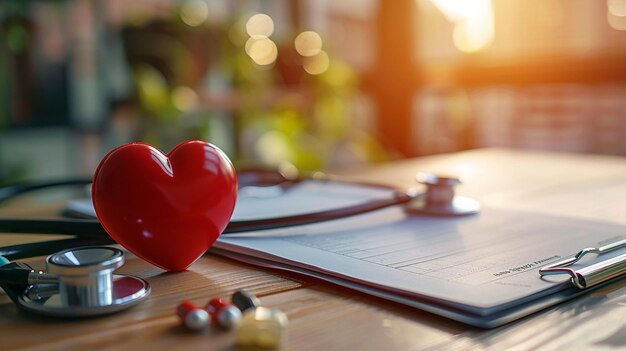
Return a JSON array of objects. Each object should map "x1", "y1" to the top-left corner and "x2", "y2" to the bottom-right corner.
[
  {"x1": 487, "y1": 178, "x2": 626, "y2": 226},
  {"x1": 216, "y1": 181, "x2": 626, "y2": 315},
  {"x1": 232, "y1": 181, "x2": 395, "y2": 220}
]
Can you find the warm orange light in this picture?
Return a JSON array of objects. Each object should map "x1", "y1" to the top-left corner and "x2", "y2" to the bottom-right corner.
[
  {"x1": 608, "y1": 0, "x2": 626, "y2": 30},
  {"x1": 180, "y1": 0, "x2": 209, "y2": 27},
  {"x1": 303, "y1": 50, "x2": 330, "y2": 75},
  {"x1": 429, "y1": 0, "x2": 494, "y2": 53},
  {"x1": 294, "y1": 31, "x2": 323, "y2": 57},
  {"x1": 453, "y1": 14, "x2": 493, "y2": 53},
  {"x1": 537, "y1": 1, "x2": 565, "y2": 27},
  {"x1": 246, "y1": 14, "x2": 274, "y2": 37},
  {"x1": 608, "y1": 0, "x2": 626, "y2": 16},
  {"x1": 430, "y1": 0, "x2": 476, "y2": 22},
  {"x1": 245, "y1": 35, "x2": 278, "y2": 66},
  {"x1": 608, "y1": 11, "x2": 626, "y2": 30}
]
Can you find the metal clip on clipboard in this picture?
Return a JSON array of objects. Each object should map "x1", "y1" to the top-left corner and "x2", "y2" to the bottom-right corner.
[{"x1": 539, "y1": 239, "x2": 626, "y2": 289}]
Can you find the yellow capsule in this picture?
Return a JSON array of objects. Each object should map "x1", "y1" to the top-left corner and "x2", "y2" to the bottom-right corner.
[{"x1": 236, "y1": 307, "x2": 288, "y2": 349}]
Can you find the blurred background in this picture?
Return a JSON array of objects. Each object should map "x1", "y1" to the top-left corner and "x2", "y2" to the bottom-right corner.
[{"x1": 1, "y1": 0, "x2": 626, "y2": 184}]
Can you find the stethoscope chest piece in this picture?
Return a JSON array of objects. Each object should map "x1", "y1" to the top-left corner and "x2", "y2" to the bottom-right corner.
[
  {"x1": 16, "y1": 247, "x2": 150, "y2": 317},
  {"x1": 405, "y1": 173, "x2": 480, "y2": 216}
]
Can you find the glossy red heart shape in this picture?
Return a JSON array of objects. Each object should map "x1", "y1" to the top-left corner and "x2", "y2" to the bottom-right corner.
[{"x1": 92, "y1": 141, "x2": 237, "y2": 271}]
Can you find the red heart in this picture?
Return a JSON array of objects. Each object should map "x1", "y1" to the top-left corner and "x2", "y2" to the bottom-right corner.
[{"x1": 92, "y1": 141, "x2": 237, "y2": 271}]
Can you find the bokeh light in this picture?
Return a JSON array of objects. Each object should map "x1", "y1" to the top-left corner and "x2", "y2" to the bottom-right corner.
[
  {"x1": 180, "y1": 0, "x2": 209, "y2": 27},
  {"x1": 608, "y1": 0, "x2": 626, "y2": 16},
  {"x1": 430, "y1": 0, "x2": 494, "y2": 53},
  {"x1": 245, "y1": 35, "x2": 278, "y2": 66},
  {"x1": 608, "y1": 11, "x2": 626, "y2": 30},
  {"x1": 294, "y1": 31, "x2": 323, "y2": 57},
  {"x1": 172, "y1": 86, "x2": 198, "y2": 111},
  {"x1": 135, "y1": 65, "x2": 169, "y2": 111},
  {"x1": 303, "y1": 50, "x2": 330, "y2": 75},
  {"x1": 608, "y1": 0, "x2": 626, "y2": 30},
  {"x1": 246, "y1": 14, "x2": 274, "y2": 37},
  {"x1": 278, "y1": 161, "x2": 299, "y2": 180},
  {"x1": 453, "y1": 15, "x2": 494, "y2": 53},
  {"x1": 256, "y1": 131, "x2": 291, "y2": 165},
  {"x1": 430, "y1": 0, "x2": 475, "y2": 22}
]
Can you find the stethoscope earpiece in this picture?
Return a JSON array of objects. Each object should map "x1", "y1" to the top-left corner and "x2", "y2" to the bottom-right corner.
[{"x1": 405, "y1": 173, "x2": 480, "y2": 216}]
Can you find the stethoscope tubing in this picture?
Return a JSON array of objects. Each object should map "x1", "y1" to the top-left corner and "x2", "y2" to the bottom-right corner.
[
  {"x1": 0, "y1": 192, "x2": 412, "y2": 237},
  {"x1": 0, "y1": 238, "x2": 115, "y2": 261},
  {"x1": 0, "y1": 178, "x2": 93, "y2": 201},
  {"x1": 0, "y1": 177, "x2": 416, "y2": 260}
]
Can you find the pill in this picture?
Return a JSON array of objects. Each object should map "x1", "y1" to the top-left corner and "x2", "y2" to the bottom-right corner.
[
  {"x1": 232, "y1": 289, "x2": 261, "y2": 312},
  {"x1": 206, "y1": 298, "x2": 242, "y2": 329},
  {"x1": 236, "y1": 307, "x2": 288, "y2": 349},
  {"x1": 177, "y1": 301, "x2": 209, "y2": 331}
]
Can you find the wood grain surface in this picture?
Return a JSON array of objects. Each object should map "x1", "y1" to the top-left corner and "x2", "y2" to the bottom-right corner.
[{"x1": 1, "y1": 149, "x2": 625, "y2": 351}]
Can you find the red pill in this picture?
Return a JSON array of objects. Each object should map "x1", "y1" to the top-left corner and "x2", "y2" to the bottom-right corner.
[
  {"x1": 206, "y1": 298, "x2": 242, "y2": 329},
  {"x1": 177, "y1": 301, "x2": 209, "y2": 331}
]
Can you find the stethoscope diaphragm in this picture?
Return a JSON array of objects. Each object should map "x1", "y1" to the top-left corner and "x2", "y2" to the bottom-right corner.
[{"x1": 11, "y1": 247, "x2": 150, "y2": 317}]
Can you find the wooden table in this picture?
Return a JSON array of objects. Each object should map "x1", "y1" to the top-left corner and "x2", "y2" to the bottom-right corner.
[{"x1": 1, "y1": 149, "x2": 626, "y2": 351}]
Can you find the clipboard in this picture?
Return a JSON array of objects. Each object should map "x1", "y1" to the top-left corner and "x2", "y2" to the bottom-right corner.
[
  {"x1": 212, "y1": 245, "x2": 626, "y2": 328},
  {"x1": 539, "y1": 239, "x2": 626, "y2": 290},
  {"x1": 211, "y1": 180, "x2": 626, "y2": 328}
]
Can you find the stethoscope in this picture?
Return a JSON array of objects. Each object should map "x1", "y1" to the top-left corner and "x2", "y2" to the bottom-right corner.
[
  {"x1": 0, "y1": 247, "x2": 150, "y2": 317},
  {"x1": 0, "y1": 170, "x2": 479, "y2": 317}
]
